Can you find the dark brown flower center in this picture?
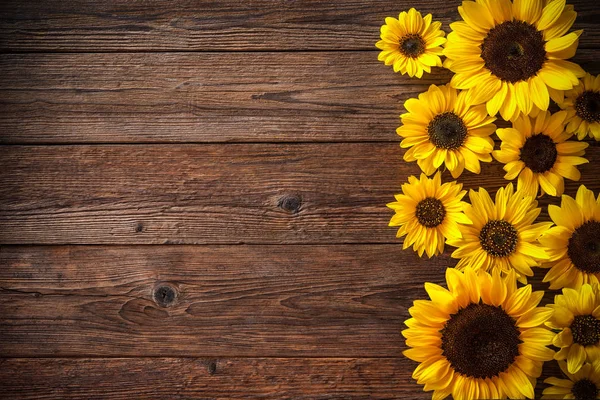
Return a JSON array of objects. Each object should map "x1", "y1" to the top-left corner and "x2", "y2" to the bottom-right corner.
[
  {"x1": 441, "y1": 303, "x2": 521, "y2": 379},
  {"x1": 415, "y1": 197, "x2": 446, "y2": 228},
  {"x1": 481, "y1": 20, "x2": 546, "y2": 83},
  {"x1": 568, "y1": 221, "x2": 600, "y2": 274},
  {"x1": 576, "y1": 91, "x2": 600, "y2": 123},
  {"x1": 427, "y1": 112, "x2": 468, "y2": 150},
  {"x1": 571, "y1": 315, "x2": 600, "y2": 347},
  {"x1": 479, "y1": 220, "x2": 519, "y2": 257},
  {"x1": 399, "y1": 34, "x2": 425, "y2": 58},
  {"x1": 572, "y1": 378, "x2": 599, "y2": 400},
  {"x1": 519, "y1": 133, "x2": 558, "y2": 173}
]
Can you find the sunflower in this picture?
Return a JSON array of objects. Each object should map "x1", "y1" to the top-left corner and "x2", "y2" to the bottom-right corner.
[
  {"x1": 540, "y1": 185, "x2": 600, "y2": 289},
  {"x1": 560, "y1": 73, "x2": 600, "y2": 141},
  {"x1": 387, "y1": 172, "x2": 472, "y2": 258},
  {"x1": 493, "y1": 110, "x2": 589, "y2": 197},
  {"x1": 446, "y1": 184, "x2": 552, "y2": 283},
  {"x1": 404, "y1": 267, "x2": 554, "y2": 399},
  {"x1": 547, "y1": 284, "x2": 600, "y2": 375},
  {"x1": 542, "y1": 360, "x2": 600, "y2": 399},
  {"x1": 444, "y1": 0, "x2": 585, "y2": 121},
  {"x1": 376, "y1": 8, "x2": 446, "y2": 78},
  {"x1": 397, "y1": 84, "x2": 496, "y2": 178}
]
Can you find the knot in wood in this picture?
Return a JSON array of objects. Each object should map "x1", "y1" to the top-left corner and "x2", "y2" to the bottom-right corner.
[
  {"x1": 278, "y1": 194, "x2": 302, "y2": 213},
  {"x1": 153, "y1": 283, "x2": 178, "y2": 308}
]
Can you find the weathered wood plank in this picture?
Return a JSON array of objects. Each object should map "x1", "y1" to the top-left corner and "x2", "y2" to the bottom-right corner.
[
  {"x1": 0, "y1": 357, "x2": 568, "y2": 399},
  {"x1": 0, "y1": 244, "x2": 453, "y2": 357},
  {"x1": 1, "y1": 143, "x2": 599, "y2": 245},
  {"x1": 0, "y1": 52, "x2": 598, "y2": 144},
  {"x1": 0, "y1": 357, "x2": 421, "y2": 399},
  {"x1": 0, "y1": 0, "x2": 598, "y2": 51},
  {"x1": 0, "y1": 52, "x2": 447, "y2": 143}
]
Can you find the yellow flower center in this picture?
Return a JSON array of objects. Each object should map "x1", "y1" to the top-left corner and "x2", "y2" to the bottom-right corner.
[
  {"x1": 519, "y1": 133, "x2": 558, "y2": 173},
  {"x1": 572, "y1": 378, "x2": 598, "y2": 400},
  {"x1": 441, "y1": 303, "x2": 521, "y2": 379},
  {"x1": 568, "y1": 221, "x2": 600, "y2": 274},
  {"x1": 427, "y1": 112, "x2": 467, "y2": 150},
  {"x1": 570, "y1": 315, "x2": 600, "y2": 347},
  {"x1": 479, "y1": 220, "x2": 518, "y2": 257},
  {"x1": 481, "y1": 20, "x2": 546, "y2": 83},
  {"x1": 415, "y1": 197, "x2": 446, "y2": 228},
  {"x1": 399, "y1": 34, "x2": 425, "y2": 58},
  {"x1": 576, "y1": 90, "x2": 600, "y2": 123}
]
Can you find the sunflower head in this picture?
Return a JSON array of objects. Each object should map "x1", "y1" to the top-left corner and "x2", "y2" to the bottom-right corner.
[
  {"x1": 387, "y1": 172, "x2": 472, "y2": 257},
  {"x1": 376, "y1": 8, "x2": 446, "y2": 78},
  {"x1": 397, "y1": 84, "x2": 496, "y2": 178},
  {"x1": 403, "y1": 267, "x2": 554, "y2": 399},
  {"x1": 561, "y1": 73, "x2": 600, "y2": 140},
  {"x1": 447, "y1": 183, "x2": 551, "y2": 283},
  {"x1": 444, "y1": 0, "x2": 585, "y2": 121},
  {"x1": 493, "y1": 110, "x2": 589, "y2": 197},
  {"x1": 542, "y1": 360, "x2": 600, "y2": 399},
  {"x1": 540, "y1": 185, "x2": 600, "y2": 290},
  {"x1": 547, "y1": 284, "x2": 600, "y2": 376}
]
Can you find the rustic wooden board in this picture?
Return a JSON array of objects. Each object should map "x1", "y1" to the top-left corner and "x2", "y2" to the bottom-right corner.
[
  {"x1": 0, "y1": 357, "x2": 567, "y2": 399},
  {"x1": 0, "y1": 357, "x2": 420, "y2": 399},
  {"x1": 0, "y1": 244, "x2": 453, "y2": 357},
  {"x1": 0, "y1": 0, "x2": 598, "y2": 51},
  {"x1": 1, "y1": 143, "x2": 599, "y2": 245},
  {"x1": 0, "y1": 51, "x2": 598, "y2": 144},
  {"x1": 0, "y1": 52, "x2": 448, "y2": 144}
]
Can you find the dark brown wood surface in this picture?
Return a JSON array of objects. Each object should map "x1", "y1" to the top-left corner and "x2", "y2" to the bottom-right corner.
[
  {"x1": 1, "y1": 144, "x2": 599, "y2": 245},
  {"x1": 0, "y1": 0, "x2": 598, "y2": 51},
  {"x1": 0, "y1": 358, "x2": 415, "y2": 399},
  {"x1": 1, "y1": 52, "x2": 599, "y2": 144},
  {"x1": 0, "y1": 244, "x2": 447, "y2": 357},
  {"x1": 1, "y1": 0, "x2": 599, "y2": 398}
]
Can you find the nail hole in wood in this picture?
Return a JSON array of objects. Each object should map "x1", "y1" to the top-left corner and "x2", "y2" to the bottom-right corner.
[
  {"x1": 207, "y1": 360, "x2": 217, "y2": 375},
  {"x1": 153, "y1": 283, "x2": 178, "y2": 308},
  {"x1": 278, "y1": 194, "x2": 302, "y2": 213},
  {"x1": 135, "y1": 223, "x2": 144, "y2": 233}
]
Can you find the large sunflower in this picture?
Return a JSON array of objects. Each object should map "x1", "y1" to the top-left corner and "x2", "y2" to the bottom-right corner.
[
  {"x1": 540, "y1": 185, "x2": 600, "y2": 289},
  {"x1": 398, "y1": 84, "x2": 496, "y2": 178},
  {"x1": 447, "y1": 184, "x2": 552, "y2": 283},
  {"x1": 444, "y1": 0, "x2": 585, "y2": 121},
  {"x1": 404, "y1": 267, "x2": 554, "y2": 399},
  {"x1": 542, "y1": 360, "x2": 600, "y2": 399},
  {"x1": 376, "y1": 8, "x2": 446, "y2": 78},
  {"x1": 547, "y1": 284, "x2": 600, "y2": 374},
  {"x1": 560, "y1": 72, "x2": 600, "y2": 140},
  {"x1": 387, "y1": 172, "x2": 472, "y2": 257},
  {"x1": 493, "y1": 110, "x2": 589, "y2": 197}
]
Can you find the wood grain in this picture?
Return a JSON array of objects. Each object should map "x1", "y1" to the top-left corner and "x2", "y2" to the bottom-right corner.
[
  {"x1": 1, "y1": 51, "x2": 598, "y2": 144},
  {"x1": 0, "y1": 244, "x2": 453, "y2": 357},
  {"x1": 0, "y1": 357, "x2": 422, "y2": 399},
  {"x1": 1, "y1": 143, "x2": 599, "y2": 245},
  {"x1": 0, "y1": 0, "x2": 598, "y2": 52},
  {"x1": 0, "y1": 52, "x2": 449, "y2": 144}
]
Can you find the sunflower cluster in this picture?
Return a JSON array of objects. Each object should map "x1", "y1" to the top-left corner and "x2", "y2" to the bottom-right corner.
[{"x1": 378, "y1": 1, "x2": 600, "y2": 399}]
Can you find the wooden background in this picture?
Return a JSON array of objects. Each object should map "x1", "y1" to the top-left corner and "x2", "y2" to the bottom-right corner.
[{"x1": 0, "y1": 0, "x2": 599, "y2": 398}]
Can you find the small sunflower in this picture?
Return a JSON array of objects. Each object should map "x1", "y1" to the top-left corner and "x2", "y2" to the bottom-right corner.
[
  {"x1": 398, "y1": 84, "x2": 496, "y2": 178},
  {"x1": 540, "y1": 185, "x2": 600, "y2": 290},
  {"x1": 561, "y1": 73, "x2": 600, "y2": 141},
  {"x1": 444, "y1": 0, "x2": 585, "y2": 121},
  {"x1": 447, "y1": 184, "x2": 552, "y2": 283},
  {"x1": 493, "y1": 110, "x2": 589, "y2": 197},
  {"x1": 387, "y1": 172, "x2": 472, "y2": 258},
  {"x1": 547, "y1": 284, "x2": 600, "y2": 375},
  {"x1": 376, "y1": 8, "x2": 446, "y2": 78},
  {"x1": 542, "y1": 360, "x2": 600, "y2": 399},
  {"x1": 404, "y1": 267, "x2": 554, "y2": 399}
]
